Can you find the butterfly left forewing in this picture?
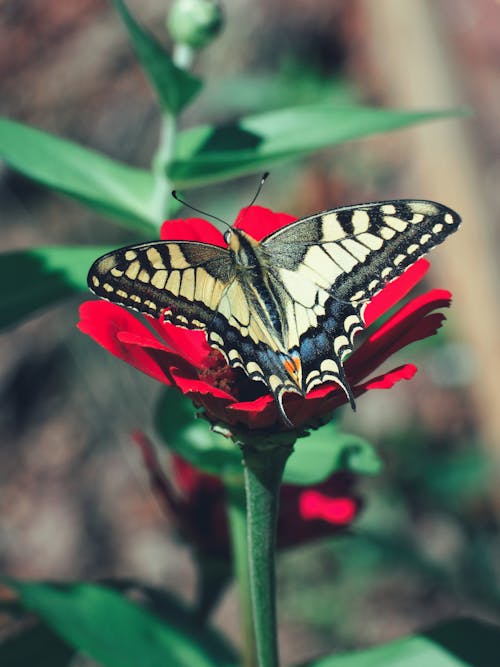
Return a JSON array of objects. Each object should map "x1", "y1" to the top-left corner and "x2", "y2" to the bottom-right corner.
[{"x1": 88, "y1": 240, "x2": 234, "y2": 329}]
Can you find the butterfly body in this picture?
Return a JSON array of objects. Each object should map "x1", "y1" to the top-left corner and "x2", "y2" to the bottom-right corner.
[
  {"x1": 88, "y1": 200, "x2": 460, "y2": 426},
  {"x1": 226, "y1": 227, "x2": 308, "y2": 393}
]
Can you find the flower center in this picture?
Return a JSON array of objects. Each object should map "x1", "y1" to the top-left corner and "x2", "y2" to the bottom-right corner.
[{"x1": 198, "y1": 348, "x2": 238, "y2": 396}]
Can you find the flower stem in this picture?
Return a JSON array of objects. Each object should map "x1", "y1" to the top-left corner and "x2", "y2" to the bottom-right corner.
[
  {"x1": 242, "y1": 445, "x2": 292, "y2": 667},
  {"x1": 225, "y1": 477, "x2": 257, "y2": 667},
  {"x1": 151, "y1": 111, "x2": 176, "y2": 225},
  {"x1": 173, "y1": 42, "x2": 195, "y2": 70},
  {"x1": 150, "y1": 42, "x2": 194, "y2": 226}
]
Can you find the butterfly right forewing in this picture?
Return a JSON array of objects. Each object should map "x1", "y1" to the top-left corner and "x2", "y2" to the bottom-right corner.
[{"x1": 262, "y1": 199, "x2": 461, "y2": 402}]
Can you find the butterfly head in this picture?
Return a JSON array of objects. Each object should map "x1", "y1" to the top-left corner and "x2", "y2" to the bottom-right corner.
[
  {"x1": 225, "y1": 227, "x2": 261, "y2": 270},
  {"x1": 224, "y1": 226, "x2": 247, "y2": 246}
]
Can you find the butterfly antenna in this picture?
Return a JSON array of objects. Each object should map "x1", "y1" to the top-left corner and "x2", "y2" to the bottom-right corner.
[
  {"x1": 171, "y1": 190, "x2": 231, "y2": 229},
  {"x1": 235, "y1": 172, "x2": 270, "y2": 228},
  {"x1": 248, "y1": 171, "x2": 270, "y2": 208}
]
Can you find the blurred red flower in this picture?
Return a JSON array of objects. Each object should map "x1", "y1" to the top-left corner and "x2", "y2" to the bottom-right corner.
[
  {"x1": 133, "y1": 432, "x2": 360, "y2": 558},
  {"x1": 78, "y1": 205, "x2": 452, "y2": 431}
]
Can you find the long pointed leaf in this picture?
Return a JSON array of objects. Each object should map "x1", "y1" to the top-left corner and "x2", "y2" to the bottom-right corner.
[
  {"x1": 304, "y1": 618, "x2": 500, "y2": 667},
  {"x1": 9, "y1": 580, "x2": 236, "y2": 667},
  {"x1": 112, "y1": 0, "x2": 202, "y2": 113},
  {"x1": 0, "y1": 118, "x2": 156, "y2": 232},
  {"x1": 0, "y1": 245, "x2": 116, "y2": 329},
  {"x1": 170, "y1": 105, "x2": 468, "y2": 188},
  {"x1": 283, "y1": 423, "x2": 381, "y2": 485}
]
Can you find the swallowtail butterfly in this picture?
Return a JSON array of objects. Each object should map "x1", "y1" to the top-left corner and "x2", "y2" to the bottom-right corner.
[{"x1": 88, "y1": 197, "x2": 460, "y2": 426}]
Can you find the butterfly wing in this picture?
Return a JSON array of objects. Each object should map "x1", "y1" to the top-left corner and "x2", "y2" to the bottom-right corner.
[
  {"x1": 88, "y1": 237, "x2": 305, "y2": 421},
  {"x1": 88, "y1": 240, "x2": 235, "y2": 329},
  {"x1": 263, "y1": 199, "x2": 461, "y2": 401}
]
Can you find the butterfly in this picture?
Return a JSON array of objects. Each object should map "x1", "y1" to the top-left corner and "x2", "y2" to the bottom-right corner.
[{"x1": 88, "y1": 198, "x2": 460, "y2": 427}]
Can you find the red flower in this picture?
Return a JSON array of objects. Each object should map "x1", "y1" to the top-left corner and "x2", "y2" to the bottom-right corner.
[
  {"x1": 133, "y1": 432, "x2": 360, "y2": 558},
  {"x1": 78, "y1": 206, "x2": 452, "y2": 432}
]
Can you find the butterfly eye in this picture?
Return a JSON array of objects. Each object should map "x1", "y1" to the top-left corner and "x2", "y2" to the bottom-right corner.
[{"x1": 224, "y1": 230, "x2": 232, "y2": 244}]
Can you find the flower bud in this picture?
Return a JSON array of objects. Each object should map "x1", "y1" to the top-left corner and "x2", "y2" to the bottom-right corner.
[{"x1": 167, "y1": 0, "x2": 223, "y2": 49}]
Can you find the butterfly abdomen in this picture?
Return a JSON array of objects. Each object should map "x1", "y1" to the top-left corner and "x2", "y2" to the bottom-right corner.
[{"x1": 229, "y1": 228, "x2": 288, "y2": 340}]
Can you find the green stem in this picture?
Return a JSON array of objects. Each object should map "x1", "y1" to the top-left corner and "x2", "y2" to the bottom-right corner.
[
  {"x1": 150, "y1": 42, "x2": 194, "y2": 225},
  {"x1": 242, "y1": 445, "x2": 292, "y2": 667},
  {"x1": 151, "y1": 111, "x2": 176, "y2": 224},
  {"x1": 173, "y1": 42, "x2": 195, "y2": 70},
  {"x1": 225, "y1": 477, "x2": 257, "y2": 667}
]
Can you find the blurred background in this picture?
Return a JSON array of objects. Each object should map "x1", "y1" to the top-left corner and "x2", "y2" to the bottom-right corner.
[{"x1": 1, "y1": 0, "x2": 500, "y2": 664}]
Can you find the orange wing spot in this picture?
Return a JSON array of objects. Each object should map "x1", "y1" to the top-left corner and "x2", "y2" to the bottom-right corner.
[{"x1": 283, "y1": 355, "x2": 301, "y2": 378}]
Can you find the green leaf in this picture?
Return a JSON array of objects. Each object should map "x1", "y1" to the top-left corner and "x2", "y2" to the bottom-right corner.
[
  {"x1": 0, "y1": 624, "x2": 74, "y2": 667},
  {"x1": 170, "y1": 104, "x2": 468, "y2": 188},
  {"x1": 283, "y1": 423, "x2": 382, "y2": 485},
  {"x1": 112, "y1": 0, "x2": 202, "y2": 114},
  {"x1": 155, "y1": 390, "x2": 380, "y2": 483},
  {"x1": 0, "y1": 118, "x2": 156, "y2": 232},
  {"x1": 342, "y1": 435, "x2": 384, "y2": 476},
  {"x1": 200, "y1": 70, "x2": 357, "y2": 117},
  {"x1": 0, "y1": 245, "x2": 116, "y2": 329},
  {"x1": 155, "y1": 387, "x2": 243, "y2": 477},
  {"x1": 304, "y1": 618, "x2": 500, "y2": 667},
  {"x1": 9, "y1": 580, "x2": 236, "y2": 667}
]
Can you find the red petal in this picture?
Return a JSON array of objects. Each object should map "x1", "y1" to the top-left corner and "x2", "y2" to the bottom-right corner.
[
  {"x1": 348, "y1": 289, "x2": 450, "y2": 384},
  {"x1": 160, "y1": 217, "x2": 226, "y2": 247},
  {"x1": 117, "y1": 329, "x2": 172, "y2": 352},
  {"x1": 171, "y1": 454, "x2": 209, "y2": 496},
  {"x1": 360, "y1": 363, "x2": 418, "y2": 390},
  {"x1": 230, "y1": 393, "x2": 274, "y2": 413},
  {"x1": 229, "y1": 393, "x2": 281, "y2": 429},
  {"x1": 234, "y1": 205, "x2": 297, "y2": 241},
  {"x1": 78, "y1": 301, "x2": 174, "y2": 385},
  {"x1": 312, "y1": 364, "x2": 413, "y2": 409},
  {"x1": 230, "y1": 380, "x2": 357, "y2": 430},
  {"x1": 116, "y1": 330, "x2": 196, "y2": 379},
  {"x1": 363, "y1": 258, "x2": 430, "y2": 327},
  {"x1": 290, "y1": 362, "x2": 418, "y2": 418},
  {"x1": 170, "y1": 368, "x2": 236, "y2": 401},
  {"x1": 230, "y1": 389, "x2": 339, "y2": 431},
  {"x1": 146, "y1": 317, "x2": 213, "y2": 368},
  {"x1": 299, "y1": 491, "x2": 358, "y2": 525},
  {"x1": 370, "y1": 288, "x2": 451, "y2": 342},
  {"x1": 160, "y1": 206, "x2": 298, "y2": 246}
]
